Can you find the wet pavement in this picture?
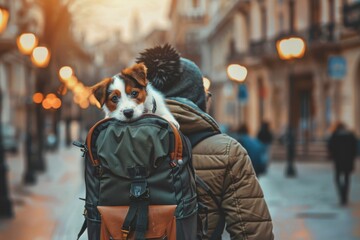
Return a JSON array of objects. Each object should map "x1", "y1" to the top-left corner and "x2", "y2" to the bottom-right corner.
[
  {"x1": 0, "y1": 144, "x2": 359, "y2": 240},
  {"x1": 259, "y1": 161, "x2": 360, "y2": 240}
]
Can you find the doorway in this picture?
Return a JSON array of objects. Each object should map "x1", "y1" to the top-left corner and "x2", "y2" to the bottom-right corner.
[{"x1": 291, "y1": 73, "x2": 315, "y2": 154}]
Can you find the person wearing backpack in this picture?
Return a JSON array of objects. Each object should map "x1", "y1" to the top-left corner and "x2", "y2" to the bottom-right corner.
[{"x1": 137, "y1": 44, "x2": 274, "y2": 240}]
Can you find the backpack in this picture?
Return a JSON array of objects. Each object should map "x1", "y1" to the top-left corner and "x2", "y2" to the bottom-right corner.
[{"x1": 74, "y1": 115, "x2": 198, "y2": 240}]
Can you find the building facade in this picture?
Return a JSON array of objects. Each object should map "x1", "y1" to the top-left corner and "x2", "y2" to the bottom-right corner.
[
  {"x1": 166, "y1": 0, "x2": 360, "y2": 158},
  {"x1": 167, "y1": 0, "x2": 211, "y2": 66},
  {"x1": 0, "y1": 0, "x2": 37, "y2": 139},
  {"x1": 199, "y1": 0, "x2": 360, "y2": 141}
]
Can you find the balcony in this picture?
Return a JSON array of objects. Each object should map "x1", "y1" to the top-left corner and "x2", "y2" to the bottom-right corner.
[
  {"x1": 249, "y1": 39, "x2": 277, "y2": 58},
  {"x1": 343, "y1": 2, "x2": 360, "y2": 29},
  {"x1": 226, "y1": 38, "x2": 278, "y2": 65},
  {"x1": 226, "y1": 22, "x2": 341, "y2": 65},
  {"x1": 227, "y1": 49, "x2": 247, "y2": 64},
  {"x1": 308, "y1": 23, "x2": 336, "y2": 43}
]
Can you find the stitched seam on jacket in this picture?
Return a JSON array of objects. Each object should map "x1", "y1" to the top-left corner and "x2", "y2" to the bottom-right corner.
[{"x1": 226, "y1": 140, "x2": 248, "y2": 240}]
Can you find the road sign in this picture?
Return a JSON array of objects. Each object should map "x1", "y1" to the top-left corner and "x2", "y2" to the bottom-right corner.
[
  {"x1": 237, "y1": 84, "x2": 248, "y2": 104},
  {"x1": 328, "y1": 56, "x2": 346, "y2": 80}
]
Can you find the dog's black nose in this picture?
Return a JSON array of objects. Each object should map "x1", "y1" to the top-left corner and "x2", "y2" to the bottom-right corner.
[{"x1": 123, "y1": 109, "x2": 134, "y2": 118}]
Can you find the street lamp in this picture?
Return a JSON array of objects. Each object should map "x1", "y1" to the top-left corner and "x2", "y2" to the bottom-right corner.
[
  {"x1": 276, "y1": 37, "x2": 305, "y2": 60},
  {"x1": 16, "y1": 33, "x2": 38, "y2": 55},
  {"x1": 227, "y1": 64, "x2": 248, "y2": 128},
  {"x1": 0, "y1": 4, "x2": 13, "y2": 218},
  {"x1": 32, "y1": 45, "x2": 51, "y2": 170},
  {"x1": 59, "y1": 66, "x2": 74, "y2": 80},
  {"x1": 203, "y1": 77, "x2": 211, "y2": 92},
  {"x1": 31, "y1": 46, "x2": 51, "y2": 68},
  {"x1": 17, "y1": 33, "x2": 40, "y2": 184},
  {"x1": 203, "y1": 77, "x2": 212, "y2": 113},
  {"x1": 227, "y1": 64, "x2": 248, "y2": 83},
  {"x1": 0, "y1": 6, "x2": 9, "y2": 34},
  {"x1": 276, "y1": 36, "x2": 306, "y2": 177}
]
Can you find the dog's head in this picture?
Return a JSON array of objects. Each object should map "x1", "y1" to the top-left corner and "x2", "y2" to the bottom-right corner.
[{"x1": 90, "y1": 63, "x2": 149, "y2": 121}]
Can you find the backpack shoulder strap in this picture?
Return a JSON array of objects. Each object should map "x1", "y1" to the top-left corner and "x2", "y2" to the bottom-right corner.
[
  {"x1": 196, "y1": 175, "x2": 226, "y2": 240},
  {"x1": 86, "y1": 118, "x2": 114, "y2": 166},
  {"x1": 190, "y1": 129, "x2": 225, "y2": 239},
  {"x1": 76, "y1": 219, "x2": 87, "y2": 240},
  {"x1": 168, "y1": 122, "x2": 183, "y2": 163}
]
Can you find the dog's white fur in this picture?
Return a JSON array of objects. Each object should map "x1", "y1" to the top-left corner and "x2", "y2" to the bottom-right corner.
[{"x1": 104, "y1": 75, "x2": 179, "y2": 128}]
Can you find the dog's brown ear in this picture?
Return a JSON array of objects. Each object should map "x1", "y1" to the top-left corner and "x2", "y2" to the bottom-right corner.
[
  {"x1": 90, "y1": 78, "x2": 113, "y2": 106},
  {"x1": 121, "y1": 62, "x2": 148, "y2": 87}
]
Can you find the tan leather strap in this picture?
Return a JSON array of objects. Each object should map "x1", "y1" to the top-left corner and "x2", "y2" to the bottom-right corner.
[
  {"x1": 86, "y1": 118, "x2": 113, "y2": 166},
  {"x1": 169, "y1": 123, "x2": 183, "y2": 162}
]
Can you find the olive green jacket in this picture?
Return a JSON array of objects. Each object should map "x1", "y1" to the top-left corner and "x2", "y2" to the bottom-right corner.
[{"x1": 166, "y1": 98, "x2": 274, "y2": 240}]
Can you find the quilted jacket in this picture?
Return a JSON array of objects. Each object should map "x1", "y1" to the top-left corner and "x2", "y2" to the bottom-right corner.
[{"x1": 166, "y1": 98, "x2": 274, "y2": 240}]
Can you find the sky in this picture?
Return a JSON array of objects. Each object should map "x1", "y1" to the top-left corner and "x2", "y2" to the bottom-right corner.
[{"x1": 70, "y1": 0, "x2": 171, "y2": 45}]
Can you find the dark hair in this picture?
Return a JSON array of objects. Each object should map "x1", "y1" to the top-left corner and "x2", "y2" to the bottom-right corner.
[{"x1": 238, "y1": 124, "x2": 249, "y2": 134}]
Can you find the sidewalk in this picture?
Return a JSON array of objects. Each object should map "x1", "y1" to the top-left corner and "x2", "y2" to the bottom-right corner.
[
  {"x1": 260, "y1": 161, "x2": 360, "y2": 240},
  {"x1": 0, "y1": 145, "x2": 85, "y2": 240},
  {"x1": 0, "y1": 145, "x2": 359, "y2": 240}
]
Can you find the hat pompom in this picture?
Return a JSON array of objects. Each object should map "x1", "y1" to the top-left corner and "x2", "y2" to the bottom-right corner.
[{"x1": 136, "y1": 44, "x2": 181, "y2": 90}]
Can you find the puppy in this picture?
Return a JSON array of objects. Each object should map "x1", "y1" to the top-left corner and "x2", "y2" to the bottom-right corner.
[{"x1": 90, "y1": 63, "x2": 179, "y2": 128}]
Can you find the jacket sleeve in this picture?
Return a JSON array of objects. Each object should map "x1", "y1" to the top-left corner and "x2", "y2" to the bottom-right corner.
[{"x1": 222, "y1": 139, "x2": 274, "y2": 240}]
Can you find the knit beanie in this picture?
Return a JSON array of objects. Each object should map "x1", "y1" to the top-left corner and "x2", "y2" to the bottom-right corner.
[{"x1": 136, "y1": 44, "x2": 206, "y2": 112}]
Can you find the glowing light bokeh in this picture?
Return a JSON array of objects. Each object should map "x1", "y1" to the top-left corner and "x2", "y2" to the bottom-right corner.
[
  {"x1": 31, "y1": 46, "x2": 51, "y2": 68},
  {"x1": 276, "y1": 37, "x2": 306, "y2": 60},
  {"x1": 227, "y1": 64, "x2": 248, "y2": 83},
  {"x1": 17, "y1": 33, "x2": 38, "y2": 55}
]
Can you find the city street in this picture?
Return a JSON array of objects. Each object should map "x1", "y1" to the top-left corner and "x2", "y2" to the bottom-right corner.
[
  {"x1": 1, "y1": 0, "x2": 360, "y2": 239},
  {"x1": 0, "y1": 143, "x2": 359, "y2": 240}
]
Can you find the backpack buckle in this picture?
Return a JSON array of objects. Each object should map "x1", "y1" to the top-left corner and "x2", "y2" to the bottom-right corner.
[
  {"x1": 121, "y1": 227, "x2": 130, "y2": 239},
  {"x1": 128, "y1": 166, "x2": 149, "y2": 199},
  {"x1": 169, "y1": 160, "x2": 177, "y2": 168},
  {"x1": 130, "y1": 180, "x2": 149, "y2": 199}
]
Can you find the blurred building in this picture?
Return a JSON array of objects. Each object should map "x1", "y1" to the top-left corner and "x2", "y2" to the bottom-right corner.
[
  {"x1": 0, "y1": 0, "x2": 38, "y2": 141},
  {"x1": 142, "y1": 29, "x2": 168, "y2": 50},
  {"x1": 167, "y1": 0, "x2": 211, "y2": 66},
  {"x1": 168, "y1": 0, "x2": 360, "y2": 158},
  {"x1": 81, "y1": 33, "x2": 134, "y2": 128},
  {"x1": 0, "y1": 0, "x2": 104, "y2": 147}
]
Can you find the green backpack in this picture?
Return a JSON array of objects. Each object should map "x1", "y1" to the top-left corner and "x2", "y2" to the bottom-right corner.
[{"x1": 75, "y1": 115, "x2": 198, "y2": 240}]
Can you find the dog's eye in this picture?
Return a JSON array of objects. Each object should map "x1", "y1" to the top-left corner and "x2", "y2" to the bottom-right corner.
[
  {"x1": 130, "y1": 91, "x2": 139, "y2": 98},
  {"x1": 111, "y1": 95, "x2": 119, "y2": 103}
]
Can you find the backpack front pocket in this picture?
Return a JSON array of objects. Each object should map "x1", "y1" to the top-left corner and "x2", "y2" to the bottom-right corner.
[{"x1": 97, "y1": 205, "x2": 176, "y2": 240}]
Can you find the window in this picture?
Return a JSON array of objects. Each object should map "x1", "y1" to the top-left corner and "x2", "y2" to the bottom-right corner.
[
  {"x1": 310, "y1": 0, "x2": 321, "y2": 25},
  {"x1": 192, "y1": 0, "x2": 199, "y2": 8},
  {"x1": 328, "y1": 0, "x2": 335, "y2": 22},
  {"x1": 260, "y1": 2, "x2": 267, "y2": 38},
  {"x1": 279, "y1": 12, "x2": 284, "y2": 32}
]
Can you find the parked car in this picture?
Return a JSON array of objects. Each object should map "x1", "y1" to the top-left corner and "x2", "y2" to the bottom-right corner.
[{"x1": 1, "y1": 124, "x2": 19, "y2": 153}]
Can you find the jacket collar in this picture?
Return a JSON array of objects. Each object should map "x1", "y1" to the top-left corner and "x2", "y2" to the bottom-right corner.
[{"x1": 165, "y1": 98, "x2": 220, "y2": 136}]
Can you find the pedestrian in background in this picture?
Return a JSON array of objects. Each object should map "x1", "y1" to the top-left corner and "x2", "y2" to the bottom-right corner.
[
  {"x1": 327, "y1": 122, "x2": 358, "y2": 206},
  {"x1": 257, "y1": 121, "x2": 273, "y2": 166},
  {"x1": 137, "y1": 44, "x2": 274, "y2": 239},
  {"x1": 234, "y1": 124, "x2": 268, "y2": 176}
]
